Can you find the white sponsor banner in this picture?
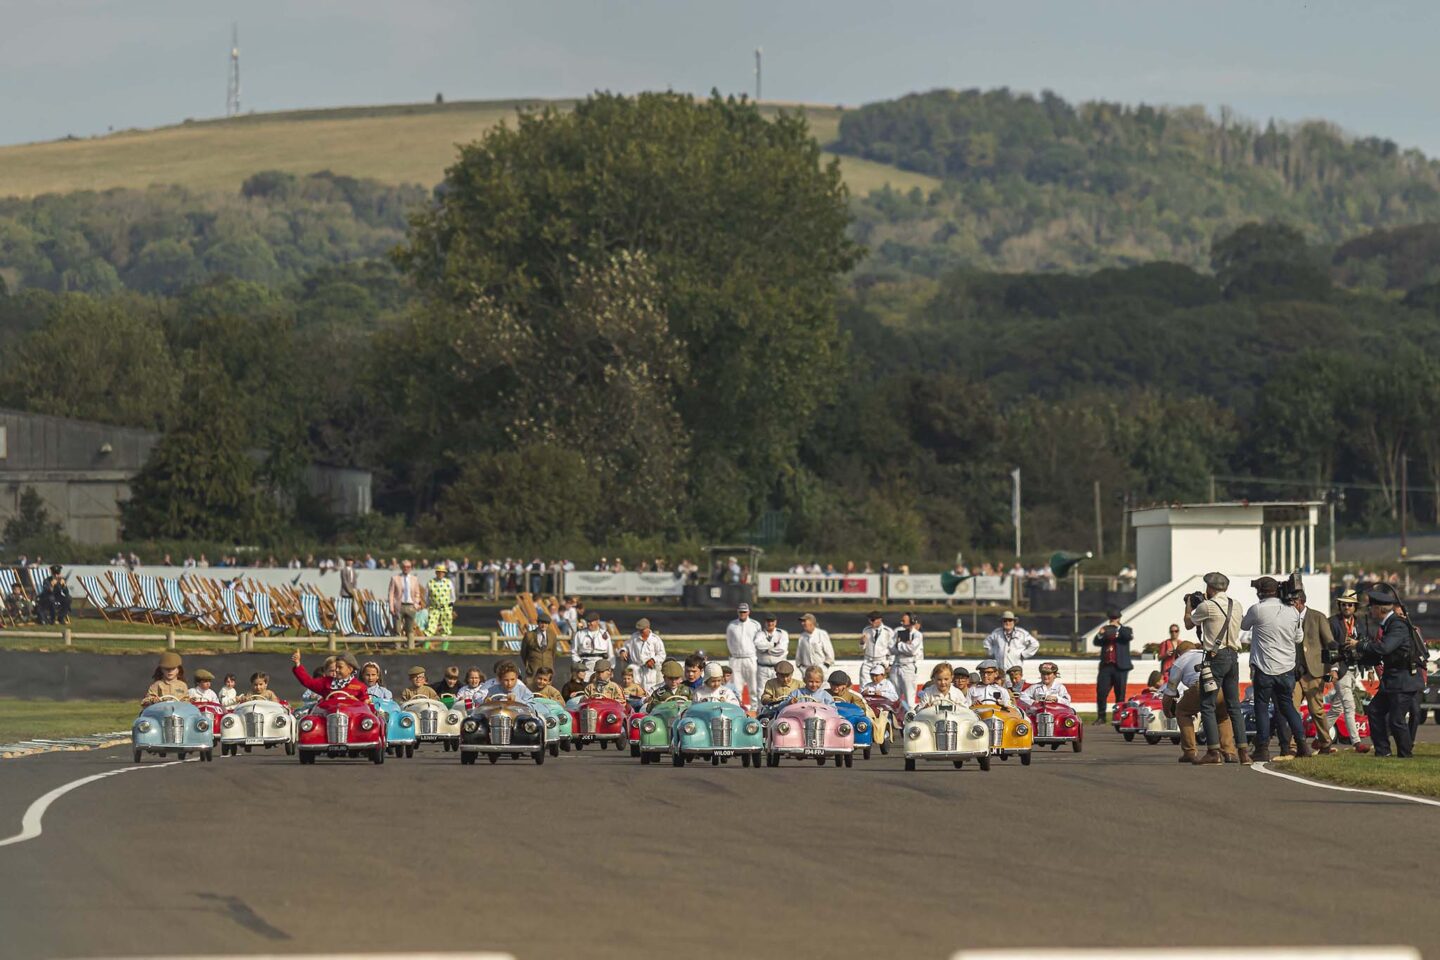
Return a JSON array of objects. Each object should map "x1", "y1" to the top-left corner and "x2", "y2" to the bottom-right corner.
[
  {"x1": 886, "y1": 574, "x2": 1013, "y2": 602},
  {"x1": 756, "y1": 573, "x2": 882, "y2": 599},
  {"x1": 562, "y1": 571, "x2": 685, "y2": 598}
]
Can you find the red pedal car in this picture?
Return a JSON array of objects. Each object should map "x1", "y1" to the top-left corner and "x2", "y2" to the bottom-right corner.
[
  {"x1": 194, "y1": 700, "x2": 226, "y2": 746},
  {"x1": 568, "y1": 695, "x2": 631, "y2": 750},
  {"x1": 1025, "y1": 699, "x2": 1083, "y2": 752},
  {"x1": 1300, "y1": 702, "x2": 1370, "y2": 744},
  {"x1": 296, "y1": 690, "x2": 387, "y2": 764}
]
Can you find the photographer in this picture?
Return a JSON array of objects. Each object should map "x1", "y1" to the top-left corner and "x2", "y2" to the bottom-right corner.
[
  {"x1": 1241, "y1": 576, "x2": 1310, "y2": 762},
  {"x1": 1292, "y1": 589, "x2": 1337, "y2": 754},
  {"x1": 1350, "y1": 584, "x2": 1424, "y2": 758},
  {"x1": 1092, "y1": 610, "x2": 1133, "y2": 725},
  {"x1": 1184, "y1": 572, "x2": 1248, "y2": 764},
  {"x1": 1326, "y1": 589, "x2": 1370, "y2": 752},
  {"x1": 1162, "y1": 640, "x2": 1237, "y2": 764}
]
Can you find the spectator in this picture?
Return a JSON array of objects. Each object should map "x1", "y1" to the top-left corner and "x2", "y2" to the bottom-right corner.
[
  {"x1": 339, "y1": 558, "x2": 358, "y2": 601},
  {"x1": 1163, "y1": 640, "x2": 1237, "y2": 764},
  {"x1": 1156, "y1": 624, "x2": 1183, "y2": 684},
  {"x1": 1241, "y1": 576, "x2": 1310, "y2": 762},
  {"x1": 1092, "y1": 610, "x2": 1133, "y2": 724},
  {"x1": 387, "y1": 560, "x2": 426, "y2": 647},
  {"x1": 1292, "y1": 589, "x2": 1337, "y2": 755}
]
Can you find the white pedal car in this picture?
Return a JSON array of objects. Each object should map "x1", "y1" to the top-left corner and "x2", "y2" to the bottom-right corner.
[
  {"x1": 1138, "y1": 702, "x2": 1182, "y2": 745},
  {"x1": 402, "y1": 697, "x2": 465, "y2": 752},
  {"x1": 903, "y1": 698, "x2": 992, "y2": 771},
  {"x1": 219, "y1": 699, "x2": 296, "y2": 756}
]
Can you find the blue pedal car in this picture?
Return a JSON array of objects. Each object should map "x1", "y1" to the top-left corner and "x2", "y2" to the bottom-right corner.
[
  {"x1": 529, "y1": 697, "x2": 574, "y2": 757},
  {"x1": 834, "y1": 701, "x2": 877, "y2": 759},
  {"x1": 371, "y1": 695, "x2": 419, "y2": 758},
  {"x1": 132, "y1": 697, "x2": 214, "y2": 762},
  {"x1": 671, "y1": 700, "x2": 764, "y2": 767}
]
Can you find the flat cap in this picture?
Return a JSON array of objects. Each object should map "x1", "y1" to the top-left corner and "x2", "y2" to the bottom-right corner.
[
  {"x1": 158, "y1": 651, "x2": 182, "y2": 668},
  {"x1": 704, "y1": 662, "x2": 724, "y2": 679},
  {"x1": 593, "y1": 661, "x2": 613, "y2": 673},
  {"x1": 661, "y1": 661, "x2": 684, "y2": 679},
  {"x1": 828, "y1": 670, "x2": 851, "y2": 686},
  {"x1": 636, "y1": 618, "x2": 651, "y2": 630},
  {"x1": 1251, "y1": 576, "x2": 1279, "y2": 594},
  {"x1": 1203, "y1": 572, "x2": 1229, "y2": 591},
  {"x1": 408, "y1": 665, "x2": 427, "y2": 677},
  {"x1": 776, "y1": 661, "x2": 795, "y2": 676},
  {"x1": 193, "y1": 668, "x2": 214, "y2": 681}
]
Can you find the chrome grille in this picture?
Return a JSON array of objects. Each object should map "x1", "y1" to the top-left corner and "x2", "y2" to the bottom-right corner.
[
  {"x1": 420, "y1": 710, "x2": 439, "y2": 736},
  {"x1": 710, "y1": 715, "x2": 733, "y2": 748},
  {"x1": 986, "y1": 718, "x2": 1004, "y2": 747},
  {"x1": 1036, "y1": 713, "x2": 1055, "y2": 738},
  {"x1": 803, "y1": 716, "x2": 826, "y2": 749},
  {"x1": 245, "y1": 711, "x2": 266, "y2": 739},
  {"x1": 327, "y1": 712, "x2": 349, "y2": 744},
  {"x1": 935, "y1": 719, "x2": 959, "y2": 751},
  {"x1": 581, "y1": 708, "x2": 598, "y2": 734},
  {"x1": 163, "y1": 715, "x2": 185, "y2": 745},
  {"x1": 492, "y1": 714, "x2": 514, "y2": 746}
]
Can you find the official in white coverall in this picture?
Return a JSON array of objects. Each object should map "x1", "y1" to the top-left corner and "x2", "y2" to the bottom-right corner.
[
  {"x1": 891, "y1": 612, "x2": 924, "y2": 711},
  {"x1": 725, "y1": 603, "x2": 763, "y2": 708}
]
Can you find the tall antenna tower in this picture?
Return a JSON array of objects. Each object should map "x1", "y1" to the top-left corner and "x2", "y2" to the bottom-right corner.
[
  {"x1": 226, "y1": 23, "x2": 241, "y2": 117},
  {"x1": 754, "y1": 47, "x2": 762, "y2": 102}
]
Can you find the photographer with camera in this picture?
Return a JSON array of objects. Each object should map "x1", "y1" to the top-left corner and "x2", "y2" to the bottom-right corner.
[
  {"x1": 1184, "y1": 572, "x2": 1248, "y2": 764},
  {"x1": 1241, "y1": 576, "x2": 1310, "y2": 762},
  {"x1": 1326, "y1": 589, "x2": 1370, "y2": 752},
  {"x1": 1349, "y1": 584, "x2": 1425, "y2": 758}
]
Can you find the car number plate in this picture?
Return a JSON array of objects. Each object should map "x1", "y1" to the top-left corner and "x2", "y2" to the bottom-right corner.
[
  {"x1": 802, "y1": 747, "x2": 825, "y2": 757},
  {"x1": 712, "y1": 750, "x2": 734, "y2": 757},
  {"x1": 245, "y1": 738, "x2": 265, "y2": 745},
  {"x1": 579, "y1": 734, "x2": 597, "y2": 742}
]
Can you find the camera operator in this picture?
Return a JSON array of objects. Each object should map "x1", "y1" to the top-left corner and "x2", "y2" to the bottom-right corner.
[
  {"x1": 1184, "y1": 572, "x2": 1248, "y2": 764},
  {"x1": 1326, "y1": 589, "x2": 1369, "y2": 752},
  {"x1": 1162, "y1": 640, "x2": 1238, "y2": 764},
  {"x1": 1292, "y1": 588, "x2": 1337, "y2": 754},
  {"x1": 1240, "y1": 576, "x2": 1310, "y2": 762},
  {"x1": 1348, "y1": 584, "x2": 1424, "y2": 758}
]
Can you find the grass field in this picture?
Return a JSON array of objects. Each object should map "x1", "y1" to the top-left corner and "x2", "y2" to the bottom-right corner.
[
  {"x1": 0, "y1": 98, "x2": 939, "y2": 200},
  {"x1": 0, "y1": 698, "x2": 135, "y2": 741},
  {"x1": 1282, "y1": 742, "x2": 1440, "y2": 799}
]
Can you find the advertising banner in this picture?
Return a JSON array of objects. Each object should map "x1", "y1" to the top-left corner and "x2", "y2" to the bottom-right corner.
[
  {"x1": 562, "y1": 571, "x2": 685, "y2": 598},
  {"x1": 756, "y1": 573, "x2": 882, "y2": 599},
  {"x1": 884, "y1": 574, "x2": 1014, "y2": 602}
]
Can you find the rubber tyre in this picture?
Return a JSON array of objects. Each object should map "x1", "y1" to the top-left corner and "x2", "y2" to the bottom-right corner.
[
  {"x1": 741, "y1": 753, "x2": 750, "y2": 767},
  {"x1": 904, "y1": 758, "x2": 916, "y2": 771},
  {"x1": 816, "y1": 757, "x2": 826, "y2": 766},
  {"x1": 404, "y1": 744, "x2": 413, "y2": 758},
  {"x1": 575, "y1": 742, "x2": 584, "y2": 751},
  {"x1": 1072, "y1": 740, "x2": 1082, "y2": 753},
  {"x1": 1051, "y1": 743, "x2": 1060, "y2": 750},
  {"x1": 879, "y1": 742, "x2": 889, "y2": 755},
  {"x1": 1170, "y1": 736, "x2": 1181, "y2": 745},
  {"x1": 460, "y1": 751, "x2": 476, "y2": 765},
  {"x1": 640, "y1": 753, "x2": 651, "y2": 764},
  {"x1": 487, "y1": 753, "x2": 499, "y2": 764},
  {"x1": 299, "y1": 751, "x2": 315, "y2": 764},
  {"x1": 203, "y1": 750, "x2": 213, "y2": 762},
  {"x1": 371, "y1": 745, "x2": 384, "y2": 764},
  {"x1": 711, "y1": 755, "x2": 720, "y2": 766},
  {"x1": 286, "y1": 742, "x2": 297, "y2": 756},
  {"x1": 550, "y1": 743, "x2": 560, "y2": 757},
  {"x1": 133, "y1": 749, "x2": 142, "y2": 763},
  {"x1": 833, "y1": 755, "x2": 842, "y2": 767},
  {"x1": 533, "y1": 750, "x2": 544, "y2": 765},
  {"x1": 843, "y1": 753, "x2": 853, "y2": 768},
  {"x1": 511, "y1": 752, "x2": 521, "y2": 760},
  {"x1": 863, "y1": 747, "x2": 871, "y2": 760},
  {"x1": 767, "y1": 753, "x2": 779, "y2": 768},
  {"x1": 1020, "y1": 752, "x2": 1032, "y2": 766},
  {"x1": 600, "y1": 740, "x2": 608, "y2": 750},
  {"x1": 673, "y1": 752, "x2": 685, "y2": 767},
  {"x1": 561, "y1": 741, "x2": 571, "y2": 752},
  {"x1": 1144, "y1": 734, "x2": 1161, "y2": 745},
  {"x1": 243, "y1": 744, "x2": 252, "y2": 754},
  {"x1": 1123, "y1": 731, "x2": 1135, "y2": 742},
  {"x1": 978, "y1": 755, "x2": 991, "y2": 771},
  {"x1": 176, "y1": 751, "x2": 187, "y2": 761},
  {"x1": 953, "y1": 760, "x2": 964, "y2": 768}
]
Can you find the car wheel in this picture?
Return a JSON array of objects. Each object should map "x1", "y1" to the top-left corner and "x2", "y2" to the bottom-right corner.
[
  {"x1": 630, "y1": 743, "x2": 640, "y2": 757},
  {"x1": 879, "y1": 742, "x2": 889, "y2": 755},
  {"x1": 372, "y1": 745, "x2": 384, "y2": 764},
  {"x1": 1419, "y1": 710, "x2": 1428, "y2": 725},
  {"x1": 550, "y1": 743, "x2": 560, "y2": 757},
  {"x1": 575, "y1": 742, "x2": 584, "y2": 751},
  {"x1": 487, "y1": 754, "x2": 499, "y2": 764},
  {"x1": 711, "y1": 755, "x2": 721, "y2": 766},
  {"x1": 286, "y1": 742, "x2": 296, "y2": 756},
  {"x1": 511, "y1": 752, "x2": 521, "y2": 760},
  {"x1": 978, "y1": 755, "x2": 991, "y2": 771},
  {"x1": 460, "y1": 751, "x2": 476, "y2": 765},
  {"x1": 1020, "y1": 752, "x2": 1032, "y2": 766},
  {"x1": 843, "y1": 753, "x2": 853, "y2": 768},
  {"x1": 132, "y1": 749, "x2": 142, "y2": 764},
  {"x1": 741, "y1": 754, "x2": 750, "y2": 767},
  {"x1": 1144, "y1": 734, "x2": 1161, "y2": 745},
  {"x1": 953, "y1": 760, "x2": 964, "y2": 768},
  {"x1": 599, "y1": 740, "x2": 608, "y2": 750},
  {"x1": 816, "y1": 757, "x2": 826, "y2": 766},
  {"x1": 640, "y1": 752, "x2": 651, "y2": 764},
  {"x1": 1123, "y1": 732, "x2": 1135, "y2": 742},
  {"x1": 405, "y1": 745, "x2": 414, "y2": 758},
  {"x1": 1072, "y1": 740, "x2": 1082, "y2": 753},
  {"x1": 1170, "y1": 736, "x2": 1181, "y2": 745},
  {"x1": 673, "y1": 752, "x2": 685, "y2": 767},
  {"x1": 904, "y1": 758, "x2": 916, "y2": 771},
  {"x1": 534, "y1": 750, "x2": 545, "y2": 765},
  {"x1": 863, "y1": 747, "x2": 871, "y2": 760},
  {"x1": 243, "y1": 744, "x2": 252, "y2": 754},
  {"x1": 1050, "y1": 743, "x2": 1060, "y2": 750},
  {"x1": 176, "y1": 751, "x2": 186, "y2": 761},
  {"x1": 299, "y1": 751, "x2": 315, "y2": 765},
  {"x1": 203, "y1": 749, "x2": 213, "y2": 762},
  {"x1": 561, "y1": 741, "x2": 571, "y2": 752},
  {"x1": 832, "y1": 755, "x2": 842, "y2": 767},
  {"x1": 767, "y1": 753, "x2": 779, "y2": 768}
]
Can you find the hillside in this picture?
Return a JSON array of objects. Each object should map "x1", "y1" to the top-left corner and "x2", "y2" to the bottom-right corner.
[{"x1": 0, "y1": 98, "x2": 938, "y2": 200}]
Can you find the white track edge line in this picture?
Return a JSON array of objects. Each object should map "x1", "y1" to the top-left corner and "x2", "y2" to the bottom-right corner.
[
  {"x1": 0, "y1": 756, "x2": 193, "y2": 848},
  {"x1": 1251, "y1": 760, "x2": 1440, "y2": 808}
]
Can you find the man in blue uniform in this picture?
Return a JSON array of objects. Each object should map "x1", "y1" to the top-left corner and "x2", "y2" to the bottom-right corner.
[{"x1": 1352, "y1": 584, "x2": 1424, "y2": 758}]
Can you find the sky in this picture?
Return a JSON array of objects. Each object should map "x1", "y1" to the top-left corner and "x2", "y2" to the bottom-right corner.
[{"x1": 3, "y1": 0, "x2": 1440, "y2": 153}]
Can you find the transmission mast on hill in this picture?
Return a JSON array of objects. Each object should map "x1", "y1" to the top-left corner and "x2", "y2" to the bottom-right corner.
[
  {"x1": 226, "y1": 23, "x2": 241, "y2": 117},
  {"x1": 754, "y1": 47, "x2": 762, "y2": 102}
]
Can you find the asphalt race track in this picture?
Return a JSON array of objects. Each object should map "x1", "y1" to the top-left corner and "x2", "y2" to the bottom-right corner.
[{"x1": 1, "y1": 728, "x2": 1436, "y2": 960}]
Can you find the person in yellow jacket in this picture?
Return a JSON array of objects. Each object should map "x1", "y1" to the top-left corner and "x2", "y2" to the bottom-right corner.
[{"x1": 424, "y1": 565, "x2": 454, "y2": 641}]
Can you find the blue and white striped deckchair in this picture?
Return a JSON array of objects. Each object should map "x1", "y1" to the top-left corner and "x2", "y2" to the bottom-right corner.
[
  {"x1": 334, "y1": 597, "x2": 363, "y2": 637},
  {"x1": 220, "y1": 588, "x2": 257, "y2": 634},
  {"x1": 497, "y1": 619, "x2": 523, "y2": 652},
  {"x1": 26, "y1": 566, "x2": 46, "y2": 598},
  {"x1": 76, "y1": 574, "x2": 125, "y2": 622},
  {"x1": 300, "y1": 593, "x2": 334, "y2": 637},
  {"x1": 0, "y1": 569, "x2": 20, "y2": 623},
  {"x1": 139, "y1": 575, "x2": 189, "y2": 624},
  {"x1": 107, "y1": 572, "x2": 151, "y2": 621},
  {"x1": 363, "y1": 599, "x2": 394, "y2": 638},
  {"x1": 164, "y1": 579, "x2": 207, "y2": 627},
  {"x1": 252, "y1": 592, "x2": 290, "y2": 636}
]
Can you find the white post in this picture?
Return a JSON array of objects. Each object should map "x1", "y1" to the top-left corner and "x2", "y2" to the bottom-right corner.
[{"x1": 1307, "y1": 520, "x2": 1315, "y2": 573}]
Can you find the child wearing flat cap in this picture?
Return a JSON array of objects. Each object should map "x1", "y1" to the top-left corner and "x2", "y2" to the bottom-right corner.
[{"x1": 141, "y1": 651, "x2": 189, "y2": 705}]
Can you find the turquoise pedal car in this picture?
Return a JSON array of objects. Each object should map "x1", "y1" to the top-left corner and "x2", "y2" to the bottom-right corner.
[
  {"x1": 834, "y1": 701, "x2": 877, "y2": 760},
  {"x1": 132, "y1": 697, "x2": 214, "y2": 762},
  {"x1": 636, "y1": 695, "x2": 692, "y2": 764},
  {"x1": 671, "y1": 700, "x2": 764, "y2": 767},
  {"x1": 529, "y1": 696, "x2": 573, "y2": 757},
  {"x1": 371, "y1": 695, "x2": 419, "y2": 758}
]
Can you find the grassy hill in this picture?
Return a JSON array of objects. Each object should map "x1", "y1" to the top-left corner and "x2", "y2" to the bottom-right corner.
[{"x1": 0, "y1": 98, "x2": 938, "y2": 200}]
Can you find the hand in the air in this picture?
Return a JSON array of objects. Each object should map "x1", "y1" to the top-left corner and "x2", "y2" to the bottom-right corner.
[{"x1": 291, "y1": 650, "x2": 302, "y2": 666}]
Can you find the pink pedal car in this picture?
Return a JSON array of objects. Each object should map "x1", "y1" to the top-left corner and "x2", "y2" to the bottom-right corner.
[{"x1": 764, "y1": 696, "x2": 856, "y2": 768}]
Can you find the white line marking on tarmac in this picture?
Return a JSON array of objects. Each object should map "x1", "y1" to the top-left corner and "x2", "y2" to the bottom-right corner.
[
  {"x1": 954, "y1": 948, "x2": 1419, "y2": 959},
  {"x1": 1251, "y1": 761, "x2": 1440, "y2": 808},
  {"x1": 0, "y1": 757, "x2": 192, "y2": 848}
]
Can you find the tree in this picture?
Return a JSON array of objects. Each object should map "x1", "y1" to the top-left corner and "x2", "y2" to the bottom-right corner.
[
  {"x1": 3, "y1": 487, "x2": 64, "y2": 544},
  {"x1": 397, "y1": 91, "x2": 858, "y2": 536},
  {"x1": 1210, "y1": 222, "x2": 1330, "y2": 300}
]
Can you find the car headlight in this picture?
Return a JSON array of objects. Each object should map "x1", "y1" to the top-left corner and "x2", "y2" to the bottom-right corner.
[
  {"x1": 1062, "y1": 717, "x2": 1075, "y2": 728},
  {"x1": 400, "y1": 716, "x2": 413, "y2": 727},
  {"x1": 463, "y1": 720, "x2": 478, "y2": 734},
  {"x1": 1014, "y1": 723, "x2": 1029, "y2": 737},
  {"x1": 744, "y1": 720, "x2": 760, "y2": 735},
  {"x1": 681, "y1": 721, "x2": 697, "y2": 735},
  {"x1": 837, "y1": 722, "x2": 852, "y2": 736},
  {"x1": 642, "y1": 720, "x2": 657, "y2": 734},
  {"x1": 196, "y1": 719, "x2": 210, "y2": 732},
  {"x1": 971, "y1": 724, "x2": 988, "y2": 738},
  {"x1": 360, "y1": 718, "x2": 376, "y2": 731},
  {"x1": 137, "y1": 720, "x2": 152, "y2": 733},
  {"x1": 775, "y1": 721, "x2": 790, "y2": 735},
  {"x1": 222, "y1": 716, "x2": 237, "y2": 728},
  {"x1": 300, "y1": 718, "x2": 316, "y2": 733},
  {"x1": 447, "y1": 713, "x2": 462, "y2": 725},
  {"x1": 547, "y1": 717, "x2": 558, "y2": 728},
  {"x1": 521, "y1": 719, "x2": 538, "y2": 733},
  {"x1": 274, "y1": 716, "x2": 287, "y2": 728},
  {"x1": 906, "y1": 725, "x2": 922, "y2": 740},
  {"x1": 604, "y1": 712, "x2": 618, "y2": 725},
  {"x1": 856, "y1": 721, "x2": 868, "y2": 733}
]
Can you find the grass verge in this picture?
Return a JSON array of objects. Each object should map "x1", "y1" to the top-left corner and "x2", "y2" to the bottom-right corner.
[
  {"x1": 0, "y1": 698, "x2": 136, "y2": 741},
  {"x1": 1281, "y1": 742, "x2": 1440, "y2": 799}
]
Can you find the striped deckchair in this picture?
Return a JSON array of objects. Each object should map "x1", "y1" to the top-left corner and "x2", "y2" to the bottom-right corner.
[
  {"x1": 139, "y1": 575, "x2": 190, "y2": 624},
  {"x1": 497, "y1": 619, "x2": 523, "y2": 652},
  {"x1": 300, "y1": 593, "x2": 334, "y2": 637},
  {"x1": 252, "y1": 592, "x2": 291, "y2": 636},
  {"x1": 107, "y1": 573, "x2": 150, "y2": 621},
  {"x1": 363, "y1": 599, "x2": 394, "y2": 638},
  {"x1": 219, "y1": 588, "x2": 257, "y2": 634},
  {"x1": 163, "y1": 579, "x2": 207, "y2": 628},
  {"x1": 0, "y1": 569, "x2": 20, "y2": 624},
  {"x1": 334, "y1": 597, "x2": 363, "y2": 637},
  {"x1": 76, "y1": 574, "x2": 126, "y2": 623},
  {"x1": 26, "y1": 566, "x2": 46, "y2": 598}
]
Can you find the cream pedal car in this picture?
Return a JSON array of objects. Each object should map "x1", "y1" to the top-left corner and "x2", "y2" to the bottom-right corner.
[
  {"x1": 903, "y1": 698, "x2": 991, "y2": 771},
  {"x1": 402, "y1": 696, "x2": 465, "y2": 752},
  {"x1": 219, "y1": 698, "x2": 297, "y2": 757}
]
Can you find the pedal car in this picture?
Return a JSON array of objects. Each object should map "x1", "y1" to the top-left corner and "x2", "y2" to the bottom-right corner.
[
  {"x1": 834, "y1": 701, "x2": 878, "y2": 759},
  {"x1": 528, "y1": 696, "x2": 574, "y2": 757},
  {"x1": 371, "y1": 694, "x2": 418, "y2": 758},
  {"x1": 132, "y1": 697, "x2": 214, "y2": 762},
  {"x1": 862, "y1": 693, "x2": 900, "y2": 754},
  {"x1": 1300, "y1": 702, "x2": 1370, "y2": 744},
  {"x1": 1025, "y1": 698, "x2": 1083, "y2": 752},
  {"x1": 628, "y1": 709, "x2": 647, "y2": 755},
  {"x1": 636, "y1": 695, "x2": 690, "y2": 764},
  {"x1": 569, "y1": 694, "x2": 631, "y2": 749},
  {"x1": 219, "y1": 698, "x2": 296, "y2": 756},
  {"x1": 674, "y1": 699, "x2": 764, "y2": 767},
  {"x1": 296, "y1": 690, "x2": 387, "y2": 764},
  {"x1": 1241, "y1": 693, "x2": 1278, "y2": 745},
  {"x1": 1136, "y1": 700, "x2": 1181, "y2": 745},
  {"x1": 970, "y1": 697, "x2": 1034, "y2": 764},
  {"x1": 1419, "y1": 656, "x2": 1439, "y2": 724},
  {"x1": 765, "y1": 697, "x2": 855, "y2": 767},
  {"x1": 902, "y1": 698, "x2": 991, "y2": 771},
  {"x1": 194, "y1": 700, "x2": 226, "y2": 745},
  {"x1": 1112, "y1": 692, "x2": 1160, "y2": 741},
  {"x1": 459, "y1": 694, "x2": 547, "y2": 765},
  {"x1": 402, "y1": 696, "x2": 464, "y2": 752}
]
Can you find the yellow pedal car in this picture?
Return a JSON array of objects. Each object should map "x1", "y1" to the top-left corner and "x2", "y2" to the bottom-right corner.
[{"x1": 970, "y1": 698, "x2": 1034, "y2": 765}]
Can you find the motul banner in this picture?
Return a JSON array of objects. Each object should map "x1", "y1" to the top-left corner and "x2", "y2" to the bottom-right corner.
[{"x1": 757, "y1": 573, "x2": 883, "y2": 599}]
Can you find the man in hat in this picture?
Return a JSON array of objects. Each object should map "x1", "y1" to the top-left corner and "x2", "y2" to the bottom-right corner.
[
  {"x1": 1092, "y1": 609, "x2": 1133, "y2": 725},
  {"x1": 983, "y1": 611, "x2": 1039, "y2": 673},
  {"x1": 725, "y1": 602, "x2": 763, "y2": 707},
  {"x1": 755, "y1": 613, "x2": 789, "y2": 694},
  {"x1": 571, "y1": 611, "x2": 614, "y2": 674},
  {"x1": 1241, "y1": 576, "x2": 1310, "y2": 761},
  {"x1": 795, "y1": 613, "x2": 835, "y2": 672},
  {"x1": 859, "y1": 610, "x2": 896, "y2": 680},
  {"x1": 861, "y1": 663, "x2": 900, "y2": 702},
  {"x1": 1327, "y1": 590, "x2": 1369, "y2": 750},
  {"x1": 291, "y1": 649, "x2": 368, "y2": 700},
  {"x1": 1291, "y1": 588, "x2": 1338, "y2": 753},
  {"x1": 387, "y1": 559, "x2": 427, "y2": 647},
  {"x1": 521, "y1": 611, "x2": 555, "y2": 684},
  {"x1": 891, "y1": 612, "x2": 923, "y2": 711},
  {"x1": 188, "y1": 668, "x2": 220, "y2": 704},
  {"x1": 760, "y1": 660, "x2": 802, "y2": 708},
  {"x1": 1185, "y1": 571, "x2": 1248, "y2": 763},
  {"x1": 402, "y1": 666, "x2": 439, "y2": 702},
  {"x1": 621, "y1": 618, "x2": 666, "y2": 691},
  {"x1": 647, "y1": 660, "x2": 694, "y2": 708},
  {"x1": 1163, "y1": 640, "x2": 1238, "y2": 764},
  {"x1": 1351, "y1": 584, "x2": 1424, "y2": 758}
]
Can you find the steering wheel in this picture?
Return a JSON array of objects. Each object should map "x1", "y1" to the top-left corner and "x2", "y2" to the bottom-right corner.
[
  {"x1": 153, "y1": 695, "x2": 182, "y2": 703},
  {"x1": 791, "y1": 693, "x2": 818, "y2": 703},
  {"x1": 484, "y1": 693, "x2": 514, "y2": 702},
  {"x1": 324, "y1": 691, "x2": 358, "y2": 703}
]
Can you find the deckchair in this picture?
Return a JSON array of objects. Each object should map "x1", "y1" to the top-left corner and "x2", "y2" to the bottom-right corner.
[
  {"x1": 163, "y1": 578, "x2": 208, "y2": 628},
  {"x1": 299, "y1": 593, "x2": 335, "y2": 637},
  {"x1": 76, "y1": 574, "x2": 126, "y2": 623},
  {"x1": 334, "y1": 597, "x2": 364, "y2": 637},
  {"x1": 219, "y1": 588, "x2": 258, "y2": 634},
  {"x1": 106, "y1": 572, "x2": 151, "y2": 622},
  {"x1": 363, "y1": 599, "x2": 394, "y2": 639},
  {"x1": 251, "y1": 591, "x2": 291, "y2": 636}
]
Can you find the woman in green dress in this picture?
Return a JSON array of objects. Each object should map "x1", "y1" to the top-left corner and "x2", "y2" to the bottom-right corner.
[{"x1": 425, "y1": 564, "x2": 455, "y2": 640}]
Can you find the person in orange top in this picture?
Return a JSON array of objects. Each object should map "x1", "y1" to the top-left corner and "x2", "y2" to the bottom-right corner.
[{"x1": 291, "y1": 649, "x2": 367, "y2": 701}]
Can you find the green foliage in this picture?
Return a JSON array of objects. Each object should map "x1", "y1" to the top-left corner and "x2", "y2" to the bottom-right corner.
[
  {"x1": 424, "y1": 445, "x2": 602, "y2": 550},
  {"x1": 3, "y1": 486, "x2": 65, "y2": 545}
]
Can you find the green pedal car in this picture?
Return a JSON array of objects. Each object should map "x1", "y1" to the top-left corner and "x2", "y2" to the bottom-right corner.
[{"x1": 635, "y1": 694, "x2": 691, "y2": 764}]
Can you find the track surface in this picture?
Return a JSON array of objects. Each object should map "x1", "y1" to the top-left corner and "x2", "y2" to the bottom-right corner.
[{"x1": 1, "y1": 728, "x2": 1436, "y2": 960}]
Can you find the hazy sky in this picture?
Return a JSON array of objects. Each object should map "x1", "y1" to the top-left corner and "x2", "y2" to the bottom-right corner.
[{"x1": 4, "y1": 1, "x2": 1439, "y2": 152}]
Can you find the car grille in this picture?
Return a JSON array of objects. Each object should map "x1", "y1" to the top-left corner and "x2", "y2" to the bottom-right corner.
[
  {"x1": 803, "y1": 716, "x2": 826, "y2": 749},
  {"x1": 245, "y1": 711, "x2": 266, "y2": 739},
  {"x1": 420, "y1": 710, "x2": 439, "y2": 736},
  {"x1": 710, "y1": 715, "x2": 732, "y2": 748},
  {"x1": 163, "y1": 715, "x2": 185, "y2": 745},
  {"x1": 581, "y1": 708, "x2": 598, "y2": 734},
  {"x1": 935, "y1": 719, "x2": 958, "y2": 751},
  {"x1": 1036, "y1": 713, "x2": 1054, "y2": 738},
  {"x1": 327, "y1": 712, "x2": 349, "y2": 744},
  {"x1": 492, "y1": 714, "x2": 514, "y2": 746},
  {"x1": 986, "y1": 717, "x2": 1004, "y2": 747}
]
